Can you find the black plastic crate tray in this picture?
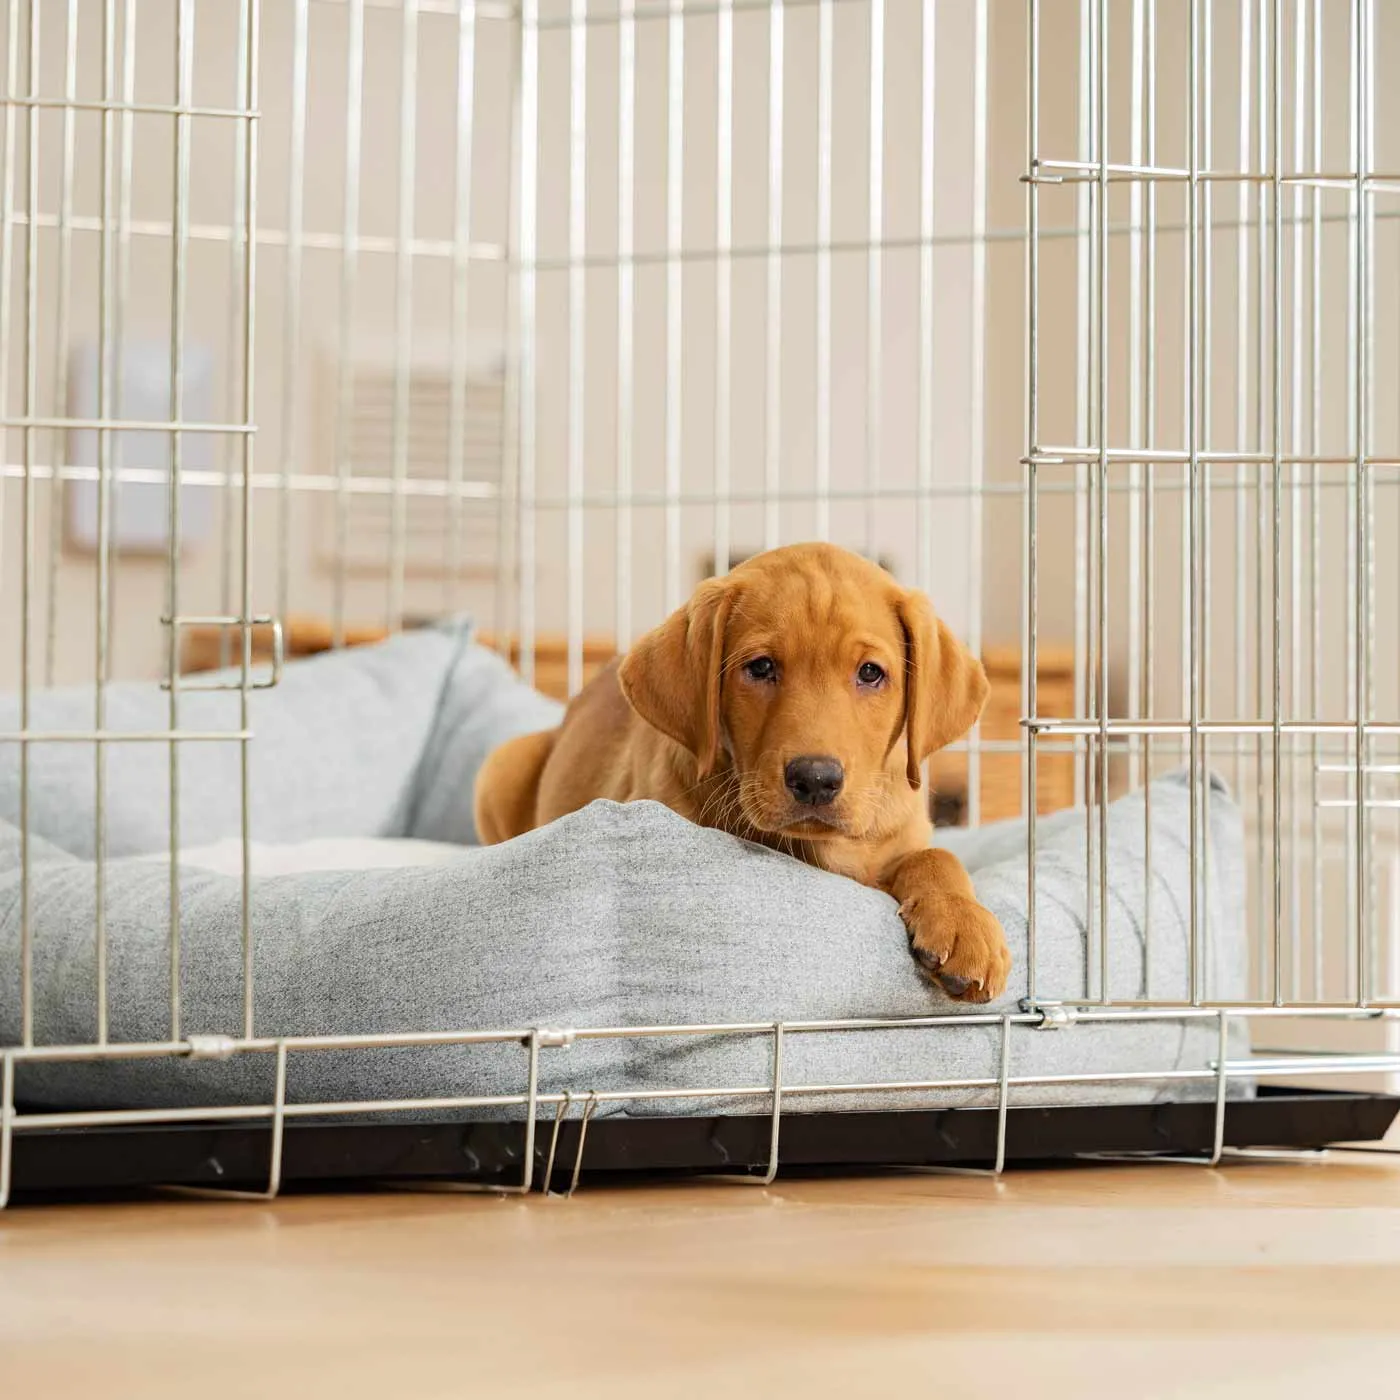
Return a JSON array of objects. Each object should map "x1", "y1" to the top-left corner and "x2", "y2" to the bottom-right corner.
[{"x1": 7, "y1": 1086, "x2": 1397, "y2": 1201}]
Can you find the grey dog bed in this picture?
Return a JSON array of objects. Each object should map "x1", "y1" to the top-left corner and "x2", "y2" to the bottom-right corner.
[{"x1": 0, "y1": 622, "x2": 1248, "y2": 1117}]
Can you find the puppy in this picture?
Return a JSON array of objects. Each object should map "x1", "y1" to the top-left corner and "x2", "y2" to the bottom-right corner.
[{"x1": 474, "y1": 542, "x2": 1011, "y2": 1002}]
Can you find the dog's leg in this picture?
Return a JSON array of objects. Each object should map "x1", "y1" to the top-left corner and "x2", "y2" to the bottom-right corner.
[
  {"x1": 473, "y1": 729, "x2": 558, "y2": 845},
  {"x1": 880, "y1": 849, "x2": 1011, "y2": 1003}
]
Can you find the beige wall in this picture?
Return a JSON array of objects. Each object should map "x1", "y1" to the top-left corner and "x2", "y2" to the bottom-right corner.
[
  {"x1": 0, "y1": 0, "x2": 989, "y2": 689},
  {"x1": 2, "y1": 0, "x2": 1397, "y2": 739}
]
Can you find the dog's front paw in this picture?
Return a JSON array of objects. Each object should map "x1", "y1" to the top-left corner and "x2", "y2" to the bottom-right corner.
[{"x1": 898, "y1": 892, "x2": 1011, "y2": 1004}]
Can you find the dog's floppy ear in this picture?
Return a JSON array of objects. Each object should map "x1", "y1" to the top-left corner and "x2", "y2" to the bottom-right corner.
[
  {"x1": 618, "y1": 578, "x2": 735, "y2": 778},
  {"x1": 896, "y1": 589, "x2": 989, "y2": 790}
]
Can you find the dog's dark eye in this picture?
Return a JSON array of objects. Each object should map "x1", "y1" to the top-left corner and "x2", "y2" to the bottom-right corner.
[
  {"x1": 743, "y1": 656, "x2": 777, "y2": 683},
  {"x1": 857, "y1": 661, "x2": 886, "y2": 687}
]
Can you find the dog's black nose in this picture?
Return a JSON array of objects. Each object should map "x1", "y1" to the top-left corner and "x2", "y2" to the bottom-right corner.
[{"x1": 785, "y1": 755, "x2": 845, "y2": 807}]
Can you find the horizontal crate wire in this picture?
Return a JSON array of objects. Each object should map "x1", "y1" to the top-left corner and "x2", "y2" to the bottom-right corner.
[{"x1": 1, "y1": 0, "x2": 1399, "y2": 1201}]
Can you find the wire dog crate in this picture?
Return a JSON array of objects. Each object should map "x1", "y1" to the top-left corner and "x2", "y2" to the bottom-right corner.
[{"x1": 2, "y1": 0, "x2": 1399, "y2": 1203}]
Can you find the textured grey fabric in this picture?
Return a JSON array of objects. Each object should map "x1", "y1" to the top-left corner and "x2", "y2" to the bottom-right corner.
[
  {"x1": 402, "y1": 635, "x2": 564, "y2": 846},
  {"x1": 1, "y1": 629, "x2": 1248, "y2": 1117},
  {"x1": 0, "y1": 620, "x2": 561, "y2": 858}
]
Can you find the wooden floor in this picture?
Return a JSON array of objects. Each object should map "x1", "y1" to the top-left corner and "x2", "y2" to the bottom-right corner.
[{"x1": 5, "y1": 1152, "x2": 1400, "y2": 1398}]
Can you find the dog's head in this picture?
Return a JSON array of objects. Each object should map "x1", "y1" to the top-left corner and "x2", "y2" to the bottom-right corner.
[{"x1": 617, "y1": 542, "x2": 988, "y2": 841}]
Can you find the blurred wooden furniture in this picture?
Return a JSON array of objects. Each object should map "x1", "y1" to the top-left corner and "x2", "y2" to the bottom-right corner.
[
  {"x1": 931, "y1": 644, "x2": 1077, "y2": 824},
  {"x1": 182, "y1": 622, "x2": 1076, "y2": 823},
  {"x1": 180, "y1": 615, "x2": 391, "y2": 674},
  {"x1": 179, "y1": 618, "x2": 619, "y2": 689},
  {"x1": 473, "y1": 632, "x2": 618, "y2": 700}
]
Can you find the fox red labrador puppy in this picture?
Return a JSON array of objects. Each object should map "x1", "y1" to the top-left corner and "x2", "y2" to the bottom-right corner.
[{"x1": 474, "y1": 542, "x2": 1011, "y2": 1002}]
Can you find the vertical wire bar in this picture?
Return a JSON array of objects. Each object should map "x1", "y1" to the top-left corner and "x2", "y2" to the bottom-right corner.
[
  {"x1": 107, "y1": 0, "x2": 138, "y2": 674},
  {"x1": 567, "y1": 1092, "x2": 598, "y2": 1197},
  {"x1": 1081, "y1": 0, "x2": 1097, "y2": 999},
  {"x1": 615, "y1": 0, "x2": 635, "y2": 635},
  {"x1": 1142, "y1": 0, "x2": 1157, "y2": 991},
  {"x1": 711, "y1": 0, "x2": 733, "y2": 574},
  {"x1": 864, "y1": 0, "x2": 884, "y2": 561},
  {"x1": 518, "y1": 1030, "x2": 541, "y2": 1194},
  {"x1": 1199, "y1": 0, "x2": 1214, "y2": 997},
  {"x1": 1254, "y1": 0, "x2": 1268, "y2": 984},
  {"x1": 1095, "y1": 0, "x2": 1109, "y2": 1000},
  {"x1": 916, "y1": 0, "x2": 935, "y2": 597},
  {"x1": 1025, "y1": 0, "x2": 1040, "y2": 1004},
  {"x1": 1270, "y1": 0, "x2": 1283, "y2": 1006},
  {"x1": 757, "y1": 1022, "x2": 784, "y2": 1185},
  {"x1": 712, "y1": 0, "x2": 731, "y2": 576},
  {"x1": 1127, "y1": 0, "x2": 1145, "y2": 799},
  {"x1": 279, "y1": 0, "x2": 308, "y2": 627},
  {"x1": 1390, "y1": 2, "x2": 1399, "y2": 1011},
  {"x1": 1090, "y1": 0, "x2": 1106, "y2": 993},
  {"x1": 444, "y1": 0, "x2": 476, "y2": 615},
  {"x1": 517, "y1": 0, "x2": 539, "y2": 685},
  {"x1": 1207, "y1": 1009, "x2": 1230, "y2": 1165},
  {"x1": 18, "y1": 0, "x2": 38, "y2": 1046},
  {"x1": 94, "y1": 0, "x2": 118, "y2": 1044},
  {"x1": 238, "y1": 0, "x2": 261, "y2": 1040},
  {"x1": 664, "y1": 0, "x2": 683, "y2": 614},
  {"x1": 1381, "y1": 0, "x2": 1393, "y2": 1009},
  {"x1": 1181, "y1": 176, "x2": 1192, "y2": 815},
  {"x1": 495, "y1": 7, "x2": 524, "y2": 659},
  {"x1": 543, "y1": 1090, "x2": 573, "y2": 1193},
  {"x1": 702, "y1": 1024, "x2": 789, "y2": 1185},
  {"x1": 966, "y1": 0, "x2": 987, "y2": 829},
  {"x1": 1353, "y1": 0, "x2": 1370, "y2": 1005},
  {"x1": 493, "y1": 18, "x2": 520, "y2": 659},
  {"x1": 1343, "y1": 0, "x2": 1358, "y2": 995},
  {"x1": 814, "y1": 0, "x2": 831, "y2": 543},
  {"x1": 1308, "y1": 0, "x2": 1322, "y2": 999},
  {"x1": 992, "y1": 1014, "x2": 1012, "y2": 1175},
  {"x1": 763, "y1": 0, "x2": 783, "y2": 551},
  {"x1": 43, "y1": 0, "x2": 78, "y2": 689},
  {"x1": 265, "y1": 1041, "x2": 288, "y2": 1198},
  {"x1": 0, "y1": 0, "x2": 18, "y2": 591},
  {"x1": 567, "y1": 0, "x2": 587, "y2": 689},
  {"x1": 1289, "y1": 0, "x2": 1306, "y2": 1001},
  {"x1": 331, "y1": 0, "x2": 365, "y2": 651},
  {"x1": 1363, "y1": 0, "x2": 1377, "y2": 1003},
  {"x1": 388, "y1": 0, "x2": 419, "y2": 635},
  {"x1": 217, "y1": 0, "x2": 251, "y2": 672},
  {"x1": 167, "y1": 0, "x2": 195, "y2": 1041},
  {"x1": 1073, "y1": 0, "x2": 1091, "y2": 813},
  {"x1": 1235, "y1": 0, "x2": 1252, "y2": 817},
  {"x1": 1188, "y1": 0, "x2": 1202, "y2": 1005}
]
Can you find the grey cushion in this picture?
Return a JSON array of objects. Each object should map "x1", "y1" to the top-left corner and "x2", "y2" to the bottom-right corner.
[
  {"x1": 0, "y1": 628, "x2": 1248, "y2": 1117},
  {"x1": 0, "y1": 620, "x2": 563, "y2": 857}
]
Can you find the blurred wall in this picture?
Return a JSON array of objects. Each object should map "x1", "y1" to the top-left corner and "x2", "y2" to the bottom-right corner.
[{"x1": 1, "y1": 0, "x2": 1397, "y2": 743}]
